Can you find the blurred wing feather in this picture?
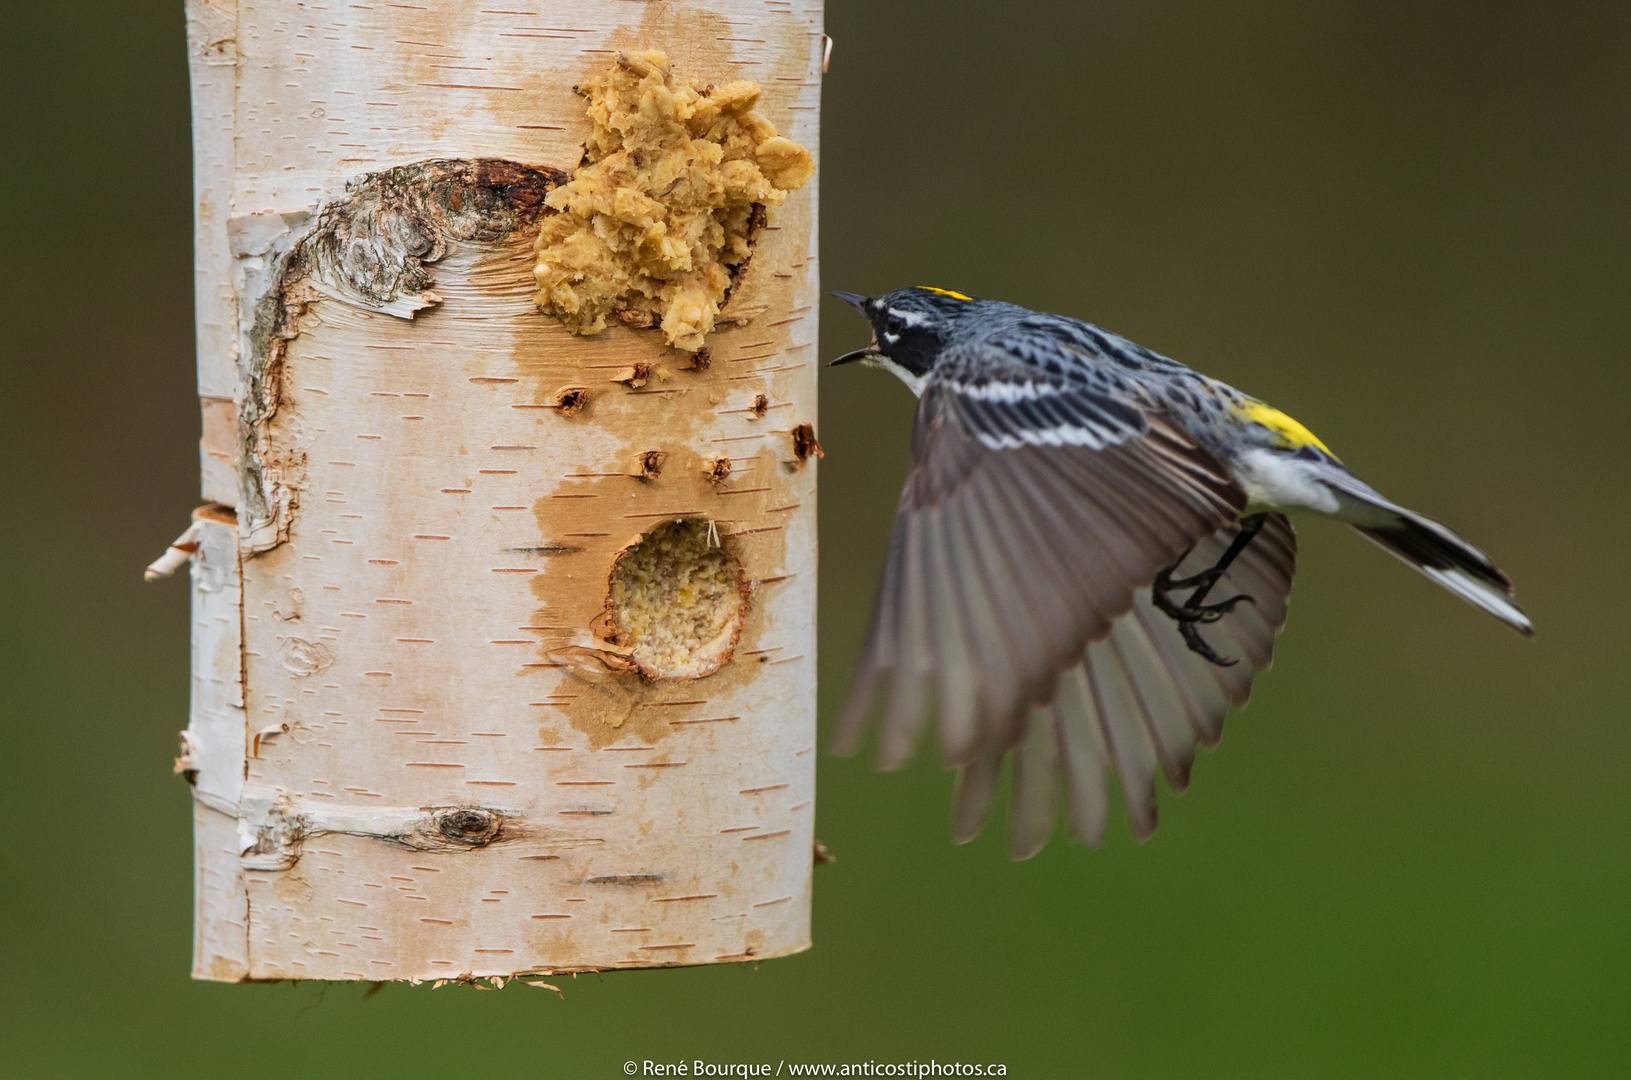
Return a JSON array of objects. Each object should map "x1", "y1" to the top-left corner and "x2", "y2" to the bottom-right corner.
[
  {"x1": 1027, "y1": 514, "x2": 1297, "y2": 853},
  {"x1": 841, "y1": 349, "x2": 1246, "y2": 770},
  {"x1": 837, "y1": 370, "x2": 1246, "y2": 766},
  {"x1": 835, "y1": 331, "x2": 1303, "y2": 858}
]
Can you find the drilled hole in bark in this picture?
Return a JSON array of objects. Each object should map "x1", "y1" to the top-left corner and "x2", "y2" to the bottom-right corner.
[
  {"x1": 611, "y1": 362, "x2": 650, "y2": 388},
  {"x1": 703, "y1": 456, "x2": 733, "y2": 484},
  {"x1": 792, "y1": 422, "x2": 824, "y2": 461},
  {"x1": 607, "y1": 519, "x2": 746, "y2": 679},
  {"x1": 631, "y1": 450, "x2": 667, "y2": 480},
  {"x1": 554, "y1": 387, "x2": 590, "y2": 415}
]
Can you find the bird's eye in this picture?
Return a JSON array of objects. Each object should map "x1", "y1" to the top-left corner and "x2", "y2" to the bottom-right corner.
[{"x1": 884, "y1": 313, "x2": 907, "y2": 335}]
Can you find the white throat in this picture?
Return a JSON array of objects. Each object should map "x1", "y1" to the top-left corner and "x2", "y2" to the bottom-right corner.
[{"x1": 865, "y1": 354, "x2": 927, "y2": 397}]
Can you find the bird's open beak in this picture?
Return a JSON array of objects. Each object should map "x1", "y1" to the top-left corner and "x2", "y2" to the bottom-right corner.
[{"x1": 828, "y1": 291, "x2": 878, "y2": 365}]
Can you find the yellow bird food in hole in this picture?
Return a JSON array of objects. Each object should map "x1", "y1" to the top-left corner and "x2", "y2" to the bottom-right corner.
[{"x1": 606, "y1": 519, "x2": 747, "y2": 678}]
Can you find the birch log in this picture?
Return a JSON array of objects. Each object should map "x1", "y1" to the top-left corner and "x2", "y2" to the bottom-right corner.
[{"x1": 180, "y1": 0, "x2": 823, "y2": 982}]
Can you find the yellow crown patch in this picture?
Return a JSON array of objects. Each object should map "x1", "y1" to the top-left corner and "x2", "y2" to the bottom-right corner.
[{"x1": 914, "y1": 286, "x2": 974, "y2": 301}]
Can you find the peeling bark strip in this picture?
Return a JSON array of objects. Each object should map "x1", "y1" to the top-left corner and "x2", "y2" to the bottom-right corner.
[
  {"x1": 238, "y1": 799, "x2": 517, "y2": 872},
  {"x1": 300, "y1": 159, "x2": 567, "y2": 315},
  {"x1": 183, "y1": 0, "x2": 822, "y2": 983},
  {"x1": 236, "y1": 160, "x2": 569, "y2": 552}
]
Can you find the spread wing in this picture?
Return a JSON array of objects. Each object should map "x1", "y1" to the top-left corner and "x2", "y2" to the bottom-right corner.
[
  {"x1": 835, "y1": 342, "x2": 1251, "y2": 775},
  {"x1": 955, "y1": 513, "x2": 1297, "y2": 858}
]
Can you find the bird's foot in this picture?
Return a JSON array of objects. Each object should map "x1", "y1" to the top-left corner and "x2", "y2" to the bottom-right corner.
[
  {"x1": 1153, "y1": 550, "x2": 1258, "y2": 667},
  {"x1": 1152, "y1": 584, "x2": 1255, "y2": 624},
  {"x1": 1156, "y1": 564, "x2": 1223, "y2": 593},
  {"x1": 1151, "y1": 564, "x2": 1198, "y2": 621}
]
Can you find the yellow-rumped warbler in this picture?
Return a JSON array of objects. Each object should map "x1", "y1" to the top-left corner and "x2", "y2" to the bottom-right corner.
[{"x1": 830, "y1": 286, "x2": 1530, "y2": 859}]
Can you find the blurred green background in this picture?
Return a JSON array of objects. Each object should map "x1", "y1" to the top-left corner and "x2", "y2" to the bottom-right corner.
[{"x1": 3, "y1": 1, "x2": 1628, "y2": 1075}]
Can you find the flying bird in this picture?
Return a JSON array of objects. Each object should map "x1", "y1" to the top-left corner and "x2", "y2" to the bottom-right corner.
[{"x1": 830, "y1": 286, "x2": 1530, "y2": 858}]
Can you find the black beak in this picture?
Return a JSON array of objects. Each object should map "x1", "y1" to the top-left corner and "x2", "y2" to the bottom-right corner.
[
  {"x1": 828, "y1": 347, "x2": 878, "y2": 367},
  {"x1": 829, "y1": 290, "x2": 870, "y2": 313}
]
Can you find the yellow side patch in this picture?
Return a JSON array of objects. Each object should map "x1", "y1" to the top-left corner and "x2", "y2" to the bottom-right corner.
[
  {"x1": 1234, "y1": 399, "x2": 1337, "y2": 458},
  {"x1": 915, "y1": 286, "x2": 974, "y2": 301}
]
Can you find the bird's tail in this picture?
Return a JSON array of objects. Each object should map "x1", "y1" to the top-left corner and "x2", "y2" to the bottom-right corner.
[{"x1": 1318, "y1": 468, "x2": 1532, "y2": 635}]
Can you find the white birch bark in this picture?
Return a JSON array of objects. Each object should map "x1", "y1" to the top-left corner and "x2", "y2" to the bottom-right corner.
[{"x1": 180, "y1": 0, "x2": 823, "y2": 982}]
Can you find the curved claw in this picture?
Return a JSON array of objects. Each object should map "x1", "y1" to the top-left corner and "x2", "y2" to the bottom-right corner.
[
  {"x1": 1180, "y1": 622, "x2": 1239, "y2": 667},
  {"x1": 1152, "y1": 588, "x2": 1257, "y2": 625}
]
